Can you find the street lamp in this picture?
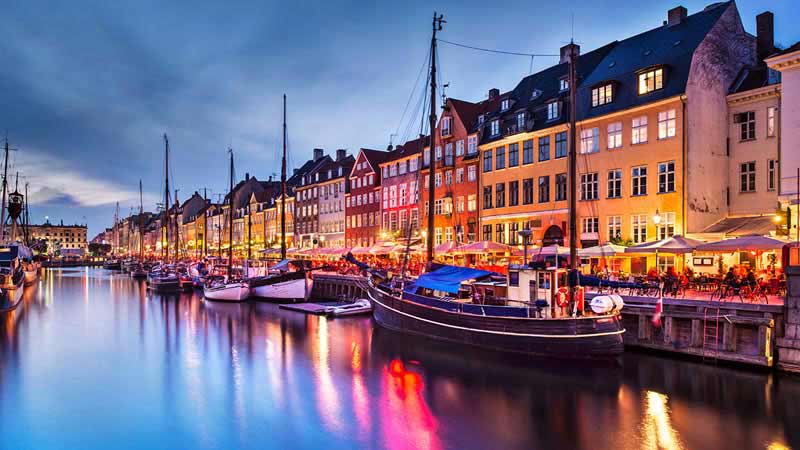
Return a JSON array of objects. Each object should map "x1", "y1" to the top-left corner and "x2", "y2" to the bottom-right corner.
[
  {"x1": 518, "y1": 229, "x2": 533, "y2": 267},
  {"x1": 652, "y1": 209, "x2": 662, "y2": 225}
]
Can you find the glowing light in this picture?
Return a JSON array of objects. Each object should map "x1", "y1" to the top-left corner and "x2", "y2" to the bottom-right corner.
[{"x1": 642, "y1": 390, "x2": 683, "y2": 450}]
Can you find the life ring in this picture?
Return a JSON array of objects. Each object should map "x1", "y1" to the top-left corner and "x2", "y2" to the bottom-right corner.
[{"x1": 556, "y1": 287, "x2": 569, "y2": 307}]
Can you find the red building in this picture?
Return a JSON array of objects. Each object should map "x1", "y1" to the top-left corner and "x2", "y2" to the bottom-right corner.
[
  {"x1": 420, "y1": 95, "x2": 498, "y2": 246},
  {"x1": 345, "y1": 148, "x2": 391, "y2": 247},
  {"x1": 378, "y1": 136, "x2": 426, "y2": 240}
]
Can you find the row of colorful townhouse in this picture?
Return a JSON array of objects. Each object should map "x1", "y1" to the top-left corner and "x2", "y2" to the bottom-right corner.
[{"x1": 112, "y1": 3, "x2": 800, "y2": 266}]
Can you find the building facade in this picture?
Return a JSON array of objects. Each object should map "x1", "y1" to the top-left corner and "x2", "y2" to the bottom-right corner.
[
  {"x1": 379, "y1": 137, "x2": 425, "y2": 241},
  {"x1": 317, "y1": 150, "x2": 353, "y2": 248},
  {"x1": 28, "y1": 220, "x2": 88, "y2": 255},
  {"x1": 346, "y1": 148, "x2": 390, "y2": 247}
]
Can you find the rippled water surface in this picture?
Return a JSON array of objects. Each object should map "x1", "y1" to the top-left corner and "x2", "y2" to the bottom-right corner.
[{"x1": 0, "y1": 268, "x2": 796, "y2": 449}]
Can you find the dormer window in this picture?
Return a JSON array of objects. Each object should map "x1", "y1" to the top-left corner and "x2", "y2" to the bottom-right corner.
[
  {"x1": 638, "y1": 67, "x2": 664, "y2": 95},
  {"x1": 478, "y1": 114, "x2": 485, "y2": 125},
  {"x1": 516, "y1": 112, "x2": 526, "y2": 130},
  {"x1": 591, "y1": 84, "x2": 614, "y2": 107},
  {"x1": 559, "y1": 79, "x2": 569, "y2": 91},
  {"x1": 501, "y1": 99, "x2": 510, "y2": 111},
  {"x1": 546, "y1": 102, "x2": 559, "y2": 121},
  {"x1": 531, "y1": 89, "x2": 542, "y2": 100},
  {"x1": 490, "y1": 120, "x2": 500, "y2": 136}
]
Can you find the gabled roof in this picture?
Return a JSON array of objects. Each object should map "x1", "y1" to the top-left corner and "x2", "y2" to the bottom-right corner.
[
  {"x1": 316, "y1": 154, "x2": 355, "y2": 183},
  {"x1": 449, "y1": 98, "x2": 498, "y2": 134},
  {"x1": 354, "y1": 148, "x2": 392, "y2": 181}
]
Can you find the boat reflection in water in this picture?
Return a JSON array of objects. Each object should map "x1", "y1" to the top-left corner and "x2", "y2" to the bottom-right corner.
[{"x1": 0, "y1": 268, "x2": 796, "y2": 450}]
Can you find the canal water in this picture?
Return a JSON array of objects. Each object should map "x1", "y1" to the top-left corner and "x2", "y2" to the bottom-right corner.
[{"x1": 0, "y1": 268, "x2": 796, "y2": 450}]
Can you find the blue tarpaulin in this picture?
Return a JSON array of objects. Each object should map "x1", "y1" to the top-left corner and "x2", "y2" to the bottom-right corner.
[{"x1": 412, "y1": 265, "x2": 495, "y2": 294}]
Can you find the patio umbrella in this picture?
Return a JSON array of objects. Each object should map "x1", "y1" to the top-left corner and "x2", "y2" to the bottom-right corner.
[
  {"x1": 534, "y1": 244, "x2": 570, "y2": 256},
  {"x1": 624, "y1": 235, "x2": 702, "y2": 254},
  {"x1": 578, "y1": 243, "x2": 626, "y2": 258},
  {"x1": 695, "y1": 235, "x2": 786, "y2": 252},
  {"x1": 456, "y1": 240, "x2": 513, "y2": 254},
  {"x1": 350, "y1": 246, "x2": 372, "y2": 255},
  {"x1": 434, "y1": 241, "x2": 459, "y2": 254}
]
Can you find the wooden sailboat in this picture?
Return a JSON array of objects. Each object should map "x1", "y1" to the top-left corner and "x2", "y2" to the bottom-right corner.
[
  {"x1": 203, "y1": 149, "x2": 249, "y2": 301},
  {"x1": 248, "y1": 95, "x2": 312, "y2": 302},
  {"x1": 149, "y1": 134, "x2": 181, "y2": 293},
  {"x1": 364, "y1": 16, "x2": 624, "y2": 359},
  {"x1": 103, "y1": 202, "x2": 122, "y2": 270},
  {"x1": 131, "y1": 180, "x2": 148, "y2": 279}
]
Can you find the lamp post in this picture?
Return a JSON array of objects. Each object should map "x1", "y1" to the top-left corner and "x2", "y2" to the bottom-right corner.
[{"x1": 518, "y1": 229, "x2": 533, "y2": 267}]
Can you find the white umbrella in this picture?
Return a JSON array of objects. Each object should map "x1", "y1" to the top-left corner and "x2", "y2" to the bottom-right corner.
[
  {"x1": 695, "y1": 235, "x2": 786, "y2": 252},
  {"x1": 624, "y1": 235, "x2": 702, "y2": 254},
  {"x1": 578, "y1": 243, "x2": 626, "y2": 258}
]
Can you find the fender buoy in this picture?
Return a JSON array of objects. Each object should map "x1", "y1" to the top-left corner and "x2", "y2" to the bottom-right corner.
[
  {"x1": 556, "y1": 287, "x2": 569, "y2": 307},
  {"x1": 575, "y1": 286, "x2": 585, "y2": 312}
]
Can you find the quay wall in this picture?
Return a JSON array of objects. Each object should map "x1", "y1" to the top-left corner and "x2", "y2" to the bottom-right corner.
[{"x1": 313, "y1": 273, "x2": 785, "y2": 369}]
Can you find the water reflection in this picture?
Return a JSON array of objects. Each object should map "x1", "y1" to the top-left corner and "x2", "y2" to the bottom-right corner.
[{"x1": 0, "y1": 268, "x2": 795, "y2": 450}]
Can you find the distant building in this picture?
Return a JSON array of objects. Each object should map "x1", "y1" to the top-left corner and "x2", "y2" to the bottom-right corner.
[{"x1": 28, "y1": 219, "x2": 88, "y2": 255}]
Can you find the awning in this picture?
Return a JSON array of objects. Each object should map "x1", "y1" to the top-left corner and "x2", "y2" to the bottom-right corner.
[
  {"x1": 695, "y1": 235, "x2": 787, "y2": 252},
  {"x1": 413, "y1": 265, "x2": 496, "y2": 294},
  {"x1": 578, "y1": 243, "x2": 626, "y2": 257},
  {"x1": 625, "y1": 235, "x2": 702, "y2": 254},
  {"x1": 701, "y1": 215, "x2": 778, "y2": 237}
]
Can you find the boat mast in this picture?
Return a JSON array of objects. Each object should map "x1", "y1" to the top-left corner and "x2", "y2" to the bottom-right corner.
[
  {"x1": 174, "y1": 189, "x2": 179, "y2": 262},
  {"x1": 0, "y1": 138, "x2": 11, "y2": 243},
  {"x1": 426, "y1": 12, "x2": 444, "y2": 269},
  {"x1": 23, "y1": 182, "x2": 29, "y2": 246},
  {"x1": 281, "y1": 94, "x2": 287, "y2": 260},
  {"x1": 139, "y1": 180, "x2": 144, "y2": 261},
  {"x1": 114, "y1": 202, "x2": 119, "y2": 256},
  {"x1": 228, "y1": 149, "x2": 235, "y2": 277},
  {"x1": 163, "y1": 134, "x2": 170, "y2": 262},
  {"x1": 567, "y1": 43, "x2": 579, "y2": 305}
]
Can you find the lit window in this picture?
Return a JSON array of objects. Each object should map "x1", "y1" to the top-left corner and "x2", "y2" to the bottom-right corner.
[
  {"x1": 638, "y1": 67, "x2": 663, "y2": 95},
  {"x1": 547, "y1": 102, "x2": 559, "y2": 120},
  {"x1": 441, "y1": 117, "x2": 452, "y2": 137},
  {"x1": 467, "y1": 135, "x2": 478, "y2": 154},
  {"x1": 632, "y1": 116, "x2": 648, "y2": 144},
  {"x1": 656, "y1": 212, "x2": 675, "y2": 239},
  {"x1": 658, "y1": 109, "x2": 676, "y2": 139},
  {"x1": 559, "y1": 78, "x2": 569, "y2": 91},
  {"x1": 517, "y1": 112, "x2": 526, "y2": 130},
  {"x1": 607, "y1": 122, "x2": 623, "y2": 149},
  {"x1": 580, "y1": 128, "x2": 599, "y2": 154},
  {"x1": 591, "y1": 84, "x2": 613, "y2": 107},
  {"x1": 501, "y1": 99, "x2": 510, "y2": 111},
  {"x1": 490, "y1": 120, "x2": 500, "y2": 136},
  {"x1": 767, "y1": 107, "x2": 777, "y2": 137}
]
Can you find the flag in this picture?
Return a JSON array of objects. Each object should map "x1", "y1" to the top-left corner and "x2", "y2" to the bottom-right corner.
[{"x1": 652, "y1": 283, "x2": 663, "y2": 328}]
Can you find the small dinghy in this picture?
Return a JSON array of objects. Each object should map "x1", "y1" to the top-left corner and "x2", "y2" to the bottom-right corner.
[
  {"x1": 203, "y1": 276, "x2": 250, "y2": 302},
  {"x1": 324, "y1": 298, "x2": 372, "y2": 317}
]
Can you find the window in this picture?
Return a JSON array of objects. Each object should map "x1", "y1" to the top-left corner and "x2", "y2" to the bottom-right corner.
[
  {"x1": 468, "y1": 194, "x2": 477, "y2": 212},
  {"x1": 736, "y1": 111, "x2": 756, "y2": 141},
  {"x1": 580, "y1": 173, "x2": 598, "y2": 200},
  {"x1": 483, "y1": 186, "x2": 493, "y2": 209},
  {"x1": 658, "y1": 109, "x2": 676, "y2": 139},
  {"x1": 435, "y1": 146, "x2": 442, "y2": 161},
  {"x1": 508, "y1": 143, "x2": 519, "y2": 167},
  {"x1": 555, "y1": 173, "x2": 567, "y2": 201},
  {"x1": 538, "y1": 176, "x2": 550, "y2": 203},
  {"x1": 456, "y1": 139, "x2": 465, "y2": 156},
  {"x1": 468, "y1": 165, "x2": 477, "y2": 182},
  {"x1": 501, "y1": 99, "x2": 510, "y2": 111},
  {"x1": 632, "y1": 166, "x2": 647, "y2": 196},
  {"x1": 423, "y1": 148, "x2": 430, "y2": 166},
  {"x1": 768, "y1": 159, "x2": 777, "y2": 191},
  {"x1": 580, "y1": 128, "x2": 599, "y2": 154},
  {"x1": 559, "y1": 78, "x2": 569, "y2": 91},
  {"x1": 657, "y1": 255, "x2": 674, "y2": 273},
  {"x1": 495, "y1": 223, "x2": 505, "y2": 243},
  {"x1": 444, "y1": 143, "x2": 454, "y2": 165},
  {"x1": 632, "y1": 116, "x2": 648, "y2": 144},
  {"x1": 483, "y1": 224, "x2": 492, "y2": 241},
  {"x1": 490, "y1": 120, "x2": 500, "y2": 136},
  {"x1": 410, "y1": 157, "x2": 418, "y2": 172},
  {"x1": 539, "y1": 136, "x2": 551, "y2": 161},
  {"x1": 547, "y1": 102, "x2": 559, "y2": 120},
  {"x1": 631, "y1": 215, "x2": 647, "y2": 243},
  {"x1": 435, "y1": 228, "x2": 442, "y2": 245},
  {"x1": 455, "y1": 167, "x2": 464, "y2": 183},
  {"x1": 517, "y1": 113, "x2": 526, "y2": 130},
  {"x1": 495, "y1": 146, "x2": 505, "y2": 170},
  {"x1": 467, "y1": 135, "x2": 478, "y2": 154},
  {"x1": 523, "y1": 178, "x2": 534, "y2": 204},
  {"x1": 555, "y1": 132, "x2": 567, "y2": 158},
  {"x1": 607, "y1": 122, "x2": 622, "y2": 149},
  {"x1": 582, "y1": 217, "x2": 599, "y2": 234},
  {"x1": 445, "y1": 170, "x2": 453, "y2": 186},
  {"x1": 591, "y1": 84, "x2": 613, "y2": 107},
  {"x1": 496, "y1": 183, "x2": 505, "y2": 208},
  {"x1": 740, "y1": 161, "x2": 756, "y2": 192},
  {"x1": 638, "y1": 67, "x2": 663, "y2": 95},
  {"x1": 441, "y1": 117, "x2": 452, "y2": 137},
  {"x1": 509, "y1": 180, "x2": 519, "y2": 206},
  {"x1": 434, "y1": 172, "x2": 442, "y2": 187},
  {"x1": 523, "y1": 139, "x2": 534, "y2": 164},
  {"x1": 767, "y1": 107, "x2": 777, "y2": 137},
  {"x1": 483, "y1": 150, "x2": 493, "y2": 172},
  {"x1": 608, "y1": 216, "x2": 622, "y2": 241},
  {"x1": 445, "y1": 227, "x2": 453, "y2": 243},
  {"x1": 658, "y1": 161, "x2": 675, "y2": 193},
  {"x1": 509, "y1": 222, "x2": 520, "y2": 245},
  {"x1": 607, "y1": 169, "x2": 622, "y2": 198},
  {"x1": 656, "y1": 212, "x2": 675, "y2": 239}
]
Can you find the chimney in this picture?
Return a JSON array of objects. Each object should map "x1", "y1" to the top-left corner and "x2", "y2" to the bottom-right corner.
[
  {"x1": 667, "y1": 6, "x2": 687, "y2": 26},
  {"x1": 245, "y1": 172, "x2": 250, "y2": 181},
  {"x1": 559, "y1": 43, "x2": 580, "y2": 64},
  {"x1": 268, "y1": 175, "x2": 272, "y2": 182},
  {"x1": 756, "y1": 12, "x2": 775, "y2": 60},
  {"x1": 313, "y1": 148, "x2": 324, "y2": 161},
  {"x1": 336, "y1": 149, "x2": 346, "y2": 161},
  {"x1": 488, "y1": 88, "x2": 500, "y2": 100}
]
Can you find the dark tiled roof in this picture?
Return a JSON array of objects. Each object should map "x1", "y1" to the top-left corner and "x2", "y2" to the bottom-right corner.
[
  {"x1": 729, "y1": 64, "x2": 781, "y2": 94},
  {"x1": 316, "y1": 155, "x2": 355, "y2": 182},
  {"x1": 578, "y1": 2, "x2": 729, "y2": 120},
  {"x1": 769, "y1": 41, "x2": 800, "y2": 58},
  {"x1": 701, "y1": 215, "x2": 776, "y2": 236}
]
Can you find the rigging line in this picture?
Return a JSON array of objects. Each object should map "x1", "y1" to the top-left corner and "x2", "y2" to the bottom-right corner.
[
  {"x1": 395, "y1": 48, "x2": 432, "y2": 139},
  {"x1": 438, "y1": 38, "x2": 559, "y2": 58}
]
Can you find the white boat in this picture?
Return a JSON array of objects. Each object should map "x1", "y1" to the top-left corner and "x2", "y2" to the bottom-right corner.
[
  {"x1": 0, "y1": 245, "x2": 27, "y2": 307},
  {"x1": 203, "y1": 277, "x2": 250, "y2": 302},
  {"x1": 324, "y1": 298, "x2": 372, "y2": 317},
  {"x1": 249, "y1": 268, "x2": 312, "y2": 303}
]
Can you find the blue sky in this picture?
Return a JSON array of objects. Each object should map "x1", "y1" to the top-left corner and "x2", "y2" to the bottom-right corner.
[{"x1": 1, "y1": 0, "x2": 796, "y2": 237}]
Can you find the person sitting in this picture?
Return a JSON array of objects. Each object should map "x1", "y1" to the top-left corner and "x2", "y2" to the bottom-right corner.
[
  {"x1": 724, "y1": 267, "x2": 738, "y2": 287},
  {"x1": 745, "y1": 268, "x2": 757, "y2": 289}
]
